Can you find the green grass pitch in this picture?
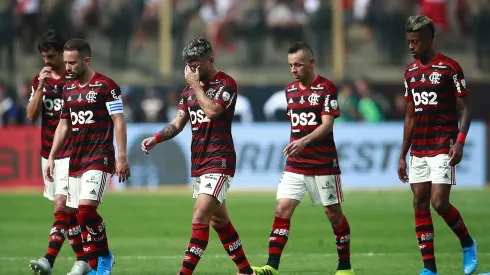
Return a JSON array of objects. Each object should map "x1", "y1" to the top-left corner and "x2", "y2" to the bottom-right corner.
[{"x1": 0, "y1": 189, "x2": 489, "y2": 274}]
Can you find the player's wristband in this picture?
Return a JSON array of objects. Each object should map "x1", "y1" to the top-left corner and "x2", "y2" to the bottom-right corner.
[
  {"x1": 154, "y1": 133, "x2": 163, "y2": 143},
  {"x1": 456, "y1": 132, "x2": 466, "y2": 144}
]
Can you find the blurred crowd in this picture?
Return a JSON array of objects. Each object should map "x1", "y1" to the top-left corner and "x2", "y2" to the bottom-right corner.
[{"x1": 1, "y1": 0, "x2": 490, "y2": 72}]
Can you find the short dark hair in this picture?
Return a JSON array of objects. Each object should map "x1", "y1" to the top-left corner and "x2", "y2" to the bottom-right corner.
[
  {"x1": 37, "y1": 29, "x2": 66, "y2": 53},
  {"x1": 405, "y1": 15, "x2": 436, "y2": 39},
  {"x1": 63, "y1": 38, "x2": 91, "y2": 57},
  {"x1": 287, "y1": 42, "x2": 314, "y2": 57},
  {"x1": 182, "y1": 37, "x2": 213, "y2": 62}
]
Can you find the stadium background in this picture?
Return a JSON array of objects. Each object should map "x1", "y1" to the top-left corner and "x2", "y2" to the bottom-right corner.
[{"x1": 1, "y1": 0, "x2": 489, "y2": 274}]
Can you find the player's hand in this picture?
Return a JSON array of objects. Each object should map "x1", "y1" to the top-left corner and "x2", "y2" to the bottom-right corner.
[
  {"x1": 449, "y1": 142, "x2": 464, "y2": 166},
  {"x1": 397, "y1": 158, "x2": 409, "y2": 183},
  {"x1": 45, "y1": 157, "x2": 55, "y2": 182},
  {"x1": 141, "y1": 137, "x2": 158, "y2": 154},
  {"x1": 283, "y1": 139, "x2": 307, "y2": 158},
  {"x1": 115, "y1": 156, "x2": 130, "y2": 182},
  {"x1": 38, "y1": 67, "x2": 53, "y2": 88},
  {"x1": 184, "y1": 65, "x2": 200, "y2": 86}
]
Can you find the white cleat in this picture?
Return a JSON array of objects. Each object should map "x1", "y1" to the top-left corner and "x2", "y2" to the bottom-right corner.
[
  {"x1": 67, "y1": 260, "x2": 92, "y2": 275},
  {"x1": 29, "y1": 258, "x2": 52, "y2": 275}
]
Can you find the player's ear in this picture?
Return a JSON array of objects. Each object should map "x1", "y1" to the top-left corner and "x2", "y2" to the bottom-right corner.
[
  {"x1": 209, "y1": 56, "x2": 214, "y2": 65},
  {"x1": 83, "y1": 56, "x2": 91, "y2": 65}
]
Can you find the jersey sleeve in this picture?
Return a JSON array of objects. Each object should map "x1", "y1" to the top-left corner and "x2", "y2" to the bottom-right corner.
[
  {"x1": 60, "y1": 85, "x2": 70, "y2": 119},
  {"x1": 285, "y1": 89, "x2": 291, "y2": 119},
  {"x1": 213, "y1": 85, "x2": 237, "y2": 111},
  {"x1": 403, "y1": 78, "x2": 413, "y2": 101},
  {"x1": 29, "y1": 75, "x2": 39, "y2": 102},
  {"x1": 104, "y1": 82, "x2": 124, "y2": 115},
  {"x1": 321, "y1": 83, "x2": 340, "y2": 118},
  {"x1": 450, "y1": 63, "x2": 469, "y2": 97},
  {"x1": 177, "y1": 91, "x2": 188, "y2": 112}
]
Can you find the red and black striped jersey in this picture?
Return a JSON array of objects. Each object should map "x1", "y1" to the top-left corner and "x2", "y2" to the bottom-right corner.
[
  {"x1": 404, "y1": 53, "x2": 468, "y2": 157},
  {"x1": 178, "y1": 71, "x2": 237, "y2": 177},
  {"x1": 60, "y1": 72, "x2": 123, "y2": 176},
  {"x1": 284, "y1": 75, "x2": 341, "y2": 175},
  {"x1": 30, "y1": 71, "x2": 72, "y2": 159}
]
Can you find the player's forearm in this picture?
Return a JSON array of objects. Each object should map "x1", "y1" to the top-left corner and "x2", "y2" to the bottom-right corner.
[
  {"x1": 157, "y1": 122, "x2": 181, "y2": 142},
  {"x1": 114, "y1": 118, "x2": 128, "y2": 158},
  {"x1": 192, "y1": 84, "x2": 221, "y2": 119},
  {"x1": 26, "y1": 89, "x2": 43, "y2": 121},
  {"x1": 399, "y1": 116, "x2": 414, "y2": 159},
  {"x1": 49, "y1": 120, "x2": 69, "y2": 159},
  {"x1": 302, "y1": 123, "x2": 333, "y2": 145},
  {"x1": 457, "y1": 98, "x2": 471, "y2": 135}
]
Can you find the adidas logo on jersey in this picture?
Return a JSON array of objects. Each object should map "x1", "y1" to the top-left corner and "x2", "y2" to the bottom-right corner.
[
  {"x1": 288, "y1": 98, "x2": 293, "y2": 104},
  {"x1": 188, "y1": 95, "x2": 192, "y2": 101},
  {"x1": 411, "y1": 77, "x2": 415, "y2": 83}
]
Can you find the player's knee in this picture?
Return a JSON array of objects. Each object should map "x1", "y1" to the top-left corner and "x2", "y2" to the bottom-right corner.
[
  {"x1": 53, "y1": 197, "x2": 67, "y2": 212},
  {"x1": 412, "y1": 195, "x2": 430, "y2": 210},
  {"x1": 274, "y1": 202, "x2": 295, "y2": 219},
  {"x1": 192, "y1": 208, "x2": 213, "y2": 225},
  {"x1": 431, "y1": 199, "x2": 449, "y2": 214},
  {"x1": 210, "y1": 215, "x2": 229, "y2": 229},
  {"x1": 324, "y1": 204, "x2": 343, "y2": 226}
]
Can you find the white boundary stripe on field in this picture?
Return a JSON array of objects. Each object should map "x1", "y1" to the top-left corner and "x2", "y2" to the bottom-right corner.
[{"x1": 1, "y1": 252, "x2": 489, "y2": 261}]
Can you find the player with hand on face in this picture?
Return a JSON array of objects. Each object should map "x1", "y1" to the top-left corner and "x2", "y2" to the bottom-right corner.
[
  {"x1": 252, "y1": 42, "x2": 354, "y2": 275},
  {"x1": 27, "y1": 30, "x2": 91, "y2": 275},
  {"x1": 46, "y1": 38, "x2": 131, "y2": 275},
  {"x1": 398, "y1": 15, "x2": 477, "y2": 275},
  {"x1": 141, "y1": 37, "x2": 255, "y2": 275}
]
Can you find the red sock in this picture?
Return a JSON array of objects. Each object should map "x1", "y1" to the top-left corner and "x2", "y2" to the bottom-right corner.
[
  {"x1": 44, "y1": 211, "x2": 70, "y2": 267},
  {"x1": 437, "y1": 204, "x2": 473, "y2": 247},
  {"x1": 333, "y1": 216, "x2": 351, "y2": 270},
  {"x1": 214, "y1": 221, "x2": 253, "y2": 274},
  {"x1": 79, "y1": 221, "x2": 98, "y2": 269},
  {"x1": 266, "y1": 216, "x2": 290, "y2": 270},
  {"x1": 415, "y1": 209, "x2": 436, "y2": 272},
  {"x1": 179, "y1": 223, "x2": 209, "y2": 275},
  {"x1": 68, "y1": 212, "x2": 85, "y2": 261}
]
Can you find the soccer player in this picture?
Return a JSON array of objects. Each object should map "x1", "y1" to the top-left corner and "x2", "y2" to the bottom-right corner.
[
  {"x1": 398, "y1": 15, "x2": 477, "y2": 275},
  {"x1": 27, "y1": 30, "x2": 91, "y2": 275},
  {"x1": 45, "y1": 38, "x2": 131, "y2": 275},
  {"x1": 140, "y1": 37, "x2": 256, "y2": 275},
  {"x1": 252, "y1": 42, "x2": 354, "y2": 275}
]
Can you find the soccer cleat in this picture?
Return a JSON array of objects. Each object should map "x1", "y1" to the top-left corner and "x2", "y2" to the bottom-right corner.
[
  {"x1": 419, "y1": 268, "x2": 438, "y2": 275},
  {"x1": 87, "y1": 270, "x2": 97, "y2": 275},
  {"x1": 96, "y1": 250, "x2": 115, "y2": 275},
  {"x1": 29, "y1": 257, "x2": 52, "y2": 275},
  {"x1": 67, "y1": 260, "x2": 92, "y2": 275},
  {"x1": 463, "y1": 238, "x2": 478, "y2": 275},
  {"x1": 335, "y1": 269, "x2": 355, "y2": 275},
  {"x1": 251, "y1": 265, "x2": 278, "y2": 275}
]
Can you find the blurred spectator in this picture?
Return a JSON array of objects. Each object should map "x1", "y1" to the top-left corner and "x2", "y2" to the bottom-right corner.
[
  {"x1": 304, "y1": 0, "x2": 332, "y2": 67},
  {"x1": 17, "y1": 0, "x2": 41, "y2": 54},
  {"x1": 471, "y1": 0, "x2": 490, "y2": 72},
  {"x1": 0, "y1": 82, "x2": 14, "y2": 126},
  {"x1": 234, "y1": 0, "x2": 266, "y2": 66},
  {"x1": 140, "y1": 86, "x2": 166, "y2": 122},
  {"x1": 71, "y1": 0, "x2": 96, "y2": 39},
  {"x1": 356, "y1": 78, "x2": 383, "y2": 123},
  {"x1": 199, "y1": 0, "x2": 238, "y2": 53},
  {"x1": 172, "y1": 0, "x2": 201, "y2": 65},
  {"x1": 41, "y1": 0, "x2": 72, "y2": 39},
  {"x1": 0, "y1": 1, "x2": 16, "y2": 75},
  {"x1": 234, "y1": 94, "x2": 254, "y2": 123},
  {"x1": 263, "y1": 89, "x2": 288, "y2": 121},
  {"x1": 266, "y1": 0, "x2": 306, "y2": 50},
  {"x1": 165, "y1": 87, "x2": 181, "y2": 121},
  {"x1": 336, "y1": 81, "x2": 358, "y2": 123},
  {"x1": 103, "y1": 0, "x2": 134, "y2": 69},
  {"x1": 355, "y1": 77, "x2": 390, "y2": 116}
]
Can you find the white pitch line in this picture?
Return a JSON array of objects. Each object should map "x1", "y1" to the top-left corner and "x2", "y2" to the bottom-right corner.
[{"x1": 1, "y1": 252, "x2": 489, "y2": 261}]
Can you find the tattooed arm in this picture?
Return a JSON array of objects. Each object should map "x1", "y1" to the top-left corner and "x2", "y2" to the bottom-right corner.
[{"x1": 141, "y1": 110, "x2": 190, "y2": 153}]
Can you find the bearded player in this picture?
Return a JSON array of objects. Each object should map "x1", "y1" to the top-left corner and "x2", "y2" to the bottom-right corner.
[
  {"x1": 46, "y1": 38, "x2": 131, "y2": 275},
  {"x1": 252, "y1": 42, "x2": 354, "y2": 275},
  {"x1": 141, "y1": 37, "x2": 256, "y2": 275},
  {"x1": 27, "y1": 30, "x2": 90, "y2": 275},
  {"x1": 398, "y1": 15, "x2": 477, "y2": 275}
]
